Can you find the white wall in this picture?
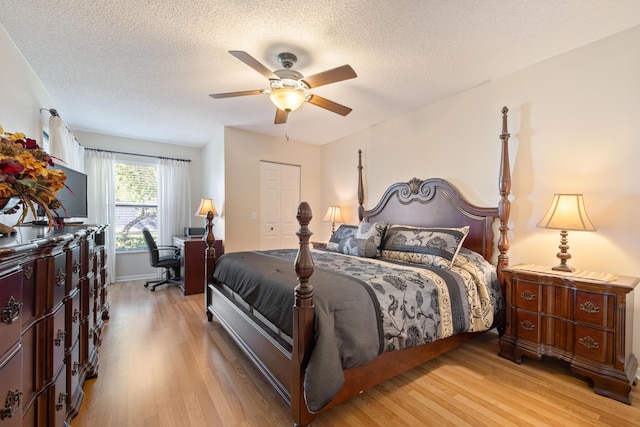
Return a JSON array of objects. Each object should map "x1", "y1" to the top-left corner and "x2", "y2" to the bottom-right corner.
[
  {"x1": 321, "y1": 25, "x2": 640, "y2": 364},
  {"x1": 217, "y1": 127, "x2": 322, "y2": 253},
  {"x1": 0, "y1": 24, "x2": 58, "y2": 225},
  {"x1": 201, "y1": 126, "x2": 225, "y2": 243}
]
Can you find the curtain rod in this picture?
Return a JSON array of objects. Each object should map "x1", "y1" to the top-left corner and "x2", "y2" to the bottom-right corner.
[
  {"x1": 40, "y1": 108, "x2": 191, "y2": 163},
  {"x1": 84, "y1": 147, "x2": 191, "y2": 163}
]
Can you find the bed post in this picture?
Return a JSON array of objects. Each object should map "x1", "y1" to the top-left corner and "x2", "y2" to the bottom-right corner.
[
  {"x1": 358, "y1": 149, "x2": 364, "y2": 221},
  {"x1": 498, "y1": 106, "x2": 511, "y2": 278},
  {"x1": 292, "y1": 202, "x2": 315, "y2": 427},
  {"x1": 204, "y1": 210, "x2": 216, "y2": 321}
]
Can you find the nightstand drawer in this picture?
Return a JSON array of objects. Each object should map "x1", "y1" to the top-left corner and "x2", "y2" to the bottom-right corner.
[
  {"x1": 516, "y1": 311, "x2": 540, "y2": 342},
  {"x1": 573, "y1": 325, "x2": 612, "y2": 365},
  {"x1": 574, "y1": 291, "x2": 612, "y2": 328},
  {"x1": 515, "y1": 280, "x2": 541, "y2": 311}
]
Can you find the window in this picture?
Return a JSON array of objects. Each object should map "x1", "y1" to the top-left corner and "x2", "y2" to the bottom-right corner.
[{"x1": 114, "y1": 162, "x2": 158, "y2": 251}]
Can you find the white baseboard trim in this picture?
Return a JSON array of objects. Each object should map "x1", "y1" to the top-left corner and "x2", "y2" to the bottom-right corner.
[{"x1": 114, "y1": 273, "x2": 157, "y2": 283}]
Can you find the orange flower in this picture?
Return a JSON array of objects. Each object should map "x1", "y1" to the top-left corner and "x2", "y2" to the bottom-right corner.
[{"x1": 0, "y1": 124, "x2": 67, "y2": 227}]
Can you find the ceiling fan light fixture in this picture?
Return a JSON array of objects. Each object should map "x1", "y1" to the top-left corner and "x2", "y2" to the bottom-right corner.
[{"x1": 269, "y1": 87, "x2": 305, "y2": 112}]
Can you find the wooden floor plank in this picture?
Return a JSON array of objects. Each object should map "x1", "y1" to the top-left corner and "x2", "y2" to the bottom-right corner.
[{"x1": 73, "y1": 281, "x2": 640, "y2": 426}]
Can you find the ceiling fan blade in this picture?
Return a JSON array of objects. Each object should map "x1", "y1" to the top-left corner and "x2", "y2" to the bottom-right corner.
[
  {"x1": 209, "y1": 90, "x2": 263, "y2": 99},
  {"x1": 302, "y1": 65, "x2": 357, "y2": 88},
  {"x1": 307, "y1": 95, "x2": 352, "y2": 116},
  {"x1": 274, "y1": 108, "x2": 288, "y2": 124},
  {"x1": 229, "y1": 50, "x2": 279, "y2": 80}
]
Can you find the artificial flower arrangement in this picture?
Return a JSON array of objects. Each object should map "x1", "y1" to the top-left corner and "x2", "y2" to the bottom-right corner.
[{"x1": 0, "y1": 124, "x2": 66, "y2": 234}]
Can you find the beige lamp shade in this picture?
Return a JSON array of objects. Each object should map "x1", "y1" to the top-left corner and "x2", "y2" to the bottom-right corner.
[
  {"x1": 537, "y1": 194, "x2": 595, "y2": 272},
  {"x1": 269, "y1": 87, "x2": 305, "y2": 112},
  {"x1": 195, "y1": 198, "x2": 218, "y2": 218},
  {"x1": 323, "y1": 206, "x2": 344, "y2": 236},
  {"x1": 323, "y1": 206, "x2": 344, "y2": 223},
  {"x1": 537, "y1": 194, "x2": 596, "y2": 231}
]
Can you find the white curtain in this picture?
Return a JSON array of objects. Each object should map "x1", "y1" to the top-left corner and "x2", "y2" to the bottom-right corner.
[
  {"x1": 49, "y1": 115, "x2": 85, "y2": 172},
  {"x1": 84, "y1": 150, "x2": 116, "y2": 282},
  {"x1": 157, "y1": 159, "x2": 191, "y2": 246}
]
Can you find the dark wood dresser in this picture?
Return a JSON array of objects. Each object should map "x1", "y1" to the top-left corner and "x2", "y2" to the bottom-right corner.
[
  {"x1": 499, "y1": 265, "x2": 637, "y2": 404},
  {"x1": 0, "y1": 224, "x2": 108, "y2": 426}
]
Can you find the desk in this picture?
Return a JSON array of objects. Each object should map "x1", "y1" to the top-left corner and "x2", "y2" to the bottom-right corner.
[{"x1": 173, "y1": 236, "x2": 224, "y2": 295}]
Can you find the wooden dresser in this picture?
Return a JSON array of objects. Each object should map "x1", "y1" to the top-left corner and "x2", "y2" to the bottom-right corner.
[
  {"x1": 0, "y1": 224, "x2": 108, "y2": 426},
  {"x1": 499, "y1": 265, "x2": 638, "y2": 404}
]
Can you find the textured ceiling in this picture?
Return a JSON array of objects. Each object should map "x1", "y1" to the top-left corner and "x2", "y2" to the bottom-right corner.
[{"x1": 2, "y1": 1, "x2": 640, "y2": 147}]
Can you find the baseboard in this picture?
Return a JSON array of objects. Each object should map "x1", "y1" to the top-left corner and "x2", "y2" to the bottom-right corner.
[{"x1": 114, "y1": 273, "x2": 157, "y2": 283}]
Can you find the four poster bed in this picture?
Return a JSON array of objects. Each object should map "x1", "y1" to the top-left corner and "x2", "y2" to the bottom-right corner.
[{"x1": 204, "y1": 107, "x2": 512, "y2": 426}]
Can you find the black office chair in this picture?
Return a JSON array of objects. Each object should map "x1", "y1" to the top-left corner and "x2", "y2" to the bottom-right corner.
[{"x1": 142, "y1": 228, "x2": 181, "y2": 291}]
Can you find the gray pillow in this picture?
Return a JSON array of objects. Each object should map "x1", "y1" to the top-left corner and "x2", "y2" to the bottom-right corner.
[
  {"x1": 326, "y1": 224, "x2": 358, "y2": 252},
  {"x1": 342, "y1": 237, "x2": 378, "y2": 258}
]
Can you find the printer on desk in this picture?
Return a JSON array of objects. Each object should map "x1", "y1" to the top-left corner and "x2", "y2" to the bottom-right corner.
[{"x1": 183, "y1": 227, "x2": 205, "y2": 237}]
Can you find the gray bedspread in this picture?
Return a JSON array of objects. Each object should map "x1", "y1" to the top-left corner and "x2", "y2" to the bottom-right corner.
[{"x1": 212, "y1": 248, "x2": 501, "y2": 412}]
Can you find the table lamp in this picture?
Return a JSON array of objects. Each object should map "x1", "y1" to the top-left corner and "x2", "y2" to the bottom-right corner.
[
  {"x1": 323, "y1": 206, "x2": 344, "y2": 236},
  {"x1": 195, "y1": 198, "x2": 218, "y2": 242},
  {"x1": 537, "y1": 194, "x2": 596, "y2": 272}
]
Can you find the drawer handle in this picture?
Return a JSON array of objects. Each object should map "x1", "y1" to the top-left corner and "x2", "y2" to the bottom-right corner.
[
  {"x1": 579, "y1": 301, "x2": 601, "y2": 314},
  {"x1": 1, "y1": 296, "x2": 22, "y2": 324},
  {"x1": 579, "y1": 336, "x2": 600, "y2": 349},
  {"x1": 0, "y1": 389, "x2": 21, "y2": 420},
  {"x1": 56, "y1": 269, "x2": 67, "y2": 287},
  {"x1": 72, "y1": 362, "x2": 80, "y2": 376},
  {"x1": 519, "y1": 290, "x2": 536, "y2": 301},
  {"x1": 23, "y1": 265, "x2": 34, "y2": 280},
  {"x1": 519, "y1": 320, "x2": 536, "y2": 331},
  {"x1": 55, "y1": 392, "x2": 67, "y2": 411},
  {"x1": 54, "y1": 329, "x2": 66, "y2": 347},
  {"x1": 73, "y1": 308, "x2": 81, "y2": 323},
  {"x1": 73, "y1": 259, "x2": 81, "y2": 274}
]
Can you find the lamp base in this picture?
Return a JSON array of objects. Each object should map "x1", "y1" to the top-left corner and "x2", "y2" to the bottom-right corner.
[{"x1": 552, "y1": 263, "x2": 575, "y2": 273}]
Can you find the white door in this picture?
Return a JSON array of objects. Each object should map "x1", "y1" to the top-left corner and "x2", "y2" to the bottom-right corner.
[{"x1": 260, "y1": 161, "x2": 301, "y2": 250}]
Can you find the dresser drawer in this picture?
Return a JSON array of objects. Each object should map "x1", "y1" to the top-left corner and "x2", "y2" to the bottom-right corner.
[
  {"x1": 66, "y1": 244, "x2": 82, "y2": 293},
  {"x1": 20, "y1": 261, "x2": 37, "y2": 327},
  {"x1": 572, "y1": 324, "x2": 612, "y2": 365},
  {"x1": 515, "y1": 310, "x2": 540, "y2": 342},
  {"x1": 0, "y1": 346, "x2": 23, "y2": 427},
  {"x1": 0, "y1": 270, "x2": 22, "y2": 359},
  {"x1": 51, "y1": 253, "x2": 68, "y2": 309},
  {"x1": 515, "y1": 280, "x2": 542, "y2": 311},
  {"x1": 66, "y1": 339, "x2": 80, "y2": 405},
  {"x1": 574, "y1": 291, "x2": 613, "y2": 328},
  {"x1": 51, "y1": 304, "x2": 66, "y2": 377},
  {"x1": 66, "y1": 290, "x2": 81, "y2": 350},
  {"x1": 52, "y1": 365, "x2": 67, "y2": 427}
]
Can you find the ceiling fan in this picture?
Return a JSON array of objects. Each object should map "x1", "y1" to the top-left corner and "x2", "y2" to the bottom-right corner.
[{"x1": 209, "y1": 51, "x2": 357, "y2": 124}]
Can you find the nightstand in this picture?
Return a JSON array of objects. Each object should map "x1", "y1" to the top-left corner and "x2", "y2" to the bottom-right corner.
[{"x1": 499, "y1": 265, "x2": 638, "y2": 404}]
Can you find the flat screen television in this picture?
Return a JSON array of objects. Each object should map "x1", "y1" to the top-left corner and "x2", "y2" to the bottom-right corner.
[{"x1": 37, "y1": 164, "x2": 88, "y2": 223}]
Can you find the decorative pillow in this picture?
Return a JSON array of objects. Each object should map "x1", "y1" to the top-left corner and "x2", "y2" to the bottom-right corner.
[
  {"x1": 326, "y1": 224, "x2": 358, "y2": 252},
  {"x1": 380, "y1": 225, "x2": 470, "y2": 269},
  {"x1": 355, "y1": 220, "x2": 388, "y2": 253},
  {"x1": 342, "y1": 237, "x2": 378, "y2": 258}
]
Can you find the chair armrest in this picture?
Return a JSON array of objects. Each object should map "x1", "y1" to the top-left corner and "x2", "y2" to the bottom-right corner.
[{"x1": 156, "y1": 245, "x2": 181, "y2": 257}]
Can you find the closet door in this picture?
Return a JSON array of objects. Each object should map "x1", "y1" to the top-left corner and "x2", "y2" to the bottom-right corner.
[{"x1": 260, "y1": 161, "x2": 301, "y2": 250}]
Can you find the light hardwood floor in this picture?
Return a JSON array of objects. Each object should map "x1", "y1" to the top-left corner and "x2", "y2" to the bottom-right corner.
[{"x1": 73, "y1": 280, "x2": 640, "y2": 427}]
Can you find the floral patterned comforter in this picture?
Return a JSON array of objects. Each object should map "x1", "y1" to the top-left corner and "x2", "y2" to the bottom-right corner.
[{"x1": 213, "y1": 247, "x2": 503, "y2": 412}]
